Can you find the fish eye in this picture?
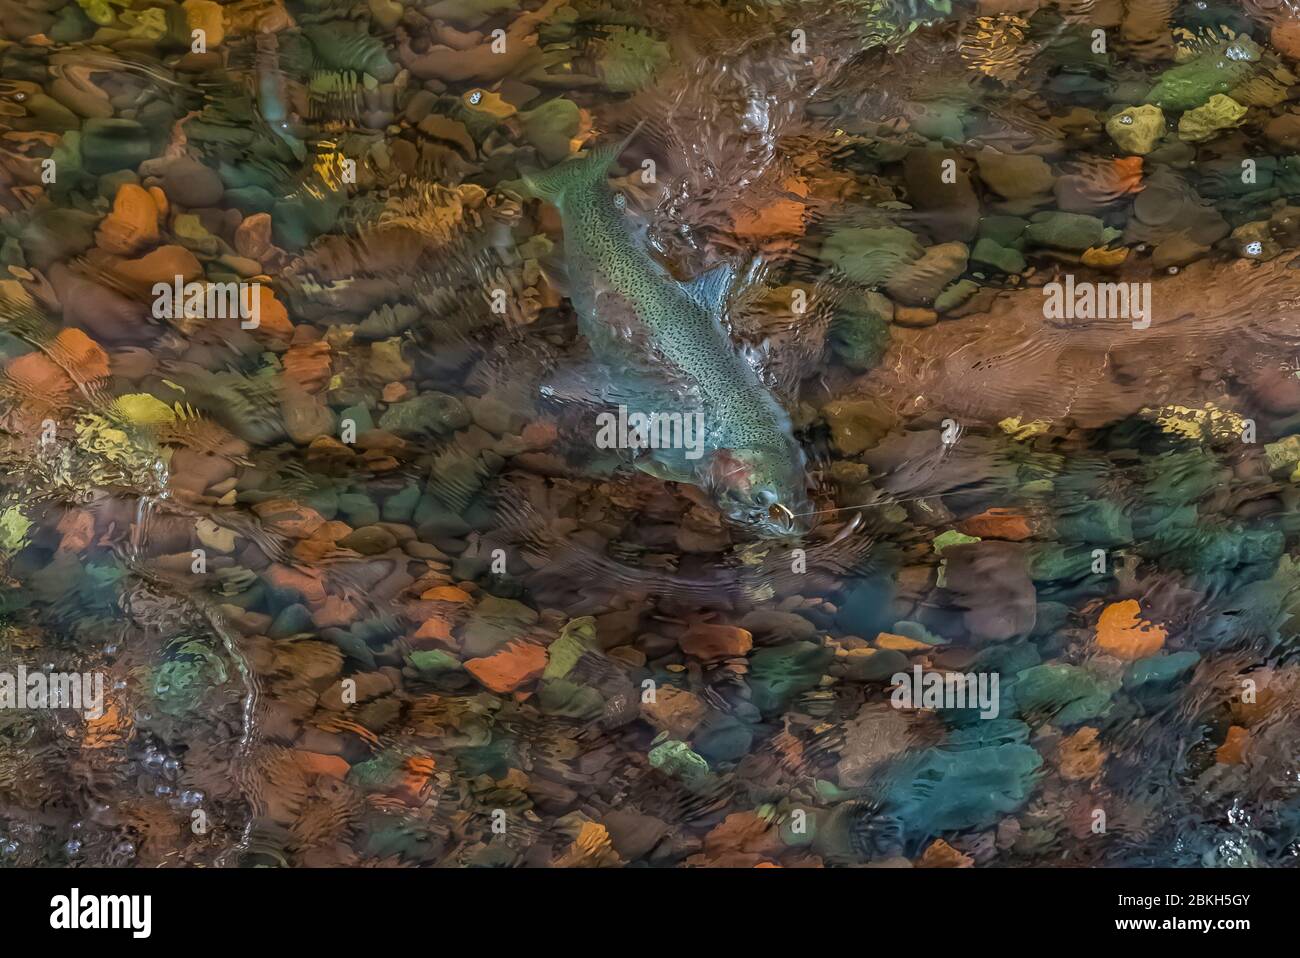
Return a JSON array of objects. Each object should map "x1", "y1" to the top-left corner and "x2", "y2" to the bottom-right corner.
[
  {"x1": 613, "y1": 192, "x2": 626, "y2": 209},
  {"x1": 467, "y1": 89, "x2": 483, "y2": 105}
]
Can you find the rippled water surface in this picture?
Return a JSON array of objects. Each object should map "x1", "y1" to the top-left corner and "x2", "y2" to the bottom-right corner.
[{"x1": 2, "y1": 0, "x2": 1300, "y2": 868}]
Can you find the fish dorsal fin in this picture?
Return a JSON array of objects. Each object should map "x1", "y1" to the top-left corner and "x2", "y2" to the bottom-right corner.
[{"x1": 684, "y1": 263, "x2": 735, "y2": 315}]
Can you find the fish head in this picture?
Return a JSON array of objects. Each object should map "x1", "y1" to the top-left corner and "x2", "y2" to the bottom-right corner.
[{"x1": 707, "y1": 444, "x2": 813, "y2": 538}]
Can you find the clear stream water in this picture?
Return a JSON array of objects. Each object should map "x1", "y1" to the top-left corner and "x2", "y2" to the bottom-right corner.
[{"x1": 0, "y1": 0, "x2": 1299, "y2": 868}]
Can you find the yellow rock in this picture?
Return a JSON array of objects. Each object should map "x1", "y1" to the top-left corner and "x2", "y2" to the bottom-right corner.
[
  {"x1": 998, "y1": 415, "x2": 1050, "y2": 440},
  {"x1": 113, "y1": 393, "x2": 176, "y2": 426},
  {"x1": 875, "y1": 632, "x2": 934, "y2": 653},
  {"x1": 1081, "y1": 245, "x2": 1129, "y2": 268}
]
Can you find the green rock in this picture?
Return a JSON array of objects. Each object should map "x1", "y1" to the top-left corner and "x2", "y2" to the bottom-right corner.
[
  {"x1": 648, "y1": 739, "x2": 711, "y2": 782},
  {"x1": 543, "y1": 616, "x2": 598, "y2": 680},
  {"x1": 934, "y1": 529, "x2": 979, "y2": 553},
  {"x1": 521, "y1": 98, "x2": 582, "y2": 165},
  {"x1": 748, "y1": 641, "x2": 834, "y2": 715},
  {"x1": 80, "y1": 119, "x2": 152, "y2": 174},
  {"x1": 381, "y1": 483, "x2": 421, "y2": 522},
  {"x1": 407, "y1": 649, "x2": 461, "y2": 678},
  {"x1": 841, "y1": 647, "x2": 907, "y2": 682},
  {"x1": 378, "y1": 392, "x2": 470, "y2": 437},
  {"x1": 821, "y1": 226, "x2": 923, "y2": 286},
  {"x1": 597, "y1": 27, "x2": 670, "y2": 93},
  {"x1": 1013, "y1": 663, "x2": 1118, "y2": 725},
  {"x1": 934, "y1": 279, "x2": 980, "y2": 313},
  {"x1": 21, "y1": 208, "x2": 96, "y2": 272},
  {"x1": 460, "y1": 595, "x2": 539, "y2": 657},
  {"x1": 537, "y1": 678, "x2": 605, "y2": 720},
  {"x1": 977, "y1": 214, "x2": 1028, "y2": 248},
  {"x1": 1024, "y1": 211, "x2": 1119, "y2": 251},
  {"x1": 337, "y1": 492, "x2": 380, "y2": 527},
  {"x1": 269, "y1": 603, "x2": 313, "y2": 638},
  {"x1": 970, "y1": 237, "x2": 1026, "y2": 274},
  {"x1": 692, "y1": 713, "x2": 753, "y2": 764},
  {"x1": 1144, "y1": 39, "x2": 1259, "y2": 111},
  {"x1": 882, "y1": 743, "x2": 1042, "y2": 835},
  {"x1": 1123, "y1": 651, "x2": 1201, "y2": 691},
  {"x1": 339, "y1": 404, "x2": 375, "y2": 435},
  {"x1": 829, "y1": 290, "x2": 892, "y2": 371},
  {"x1": 906, "y1": 99, "x2": 967, "y2": 141},
  {"x1": 303, "y1": 23, "x2": 397, "y2": 81}
]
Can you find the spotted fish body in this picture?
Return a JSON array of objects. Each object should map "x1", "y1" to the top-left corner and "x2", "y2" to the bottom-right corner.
[{"x1": 524, "y1": 141, "x2": 811, "y2": 536}]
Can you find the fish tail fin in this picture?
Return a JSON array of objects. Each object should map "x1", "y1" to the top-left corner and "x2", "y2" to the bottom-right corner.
[{"x1": 522, "y1": 120, "x2": 646, "y2": 203}]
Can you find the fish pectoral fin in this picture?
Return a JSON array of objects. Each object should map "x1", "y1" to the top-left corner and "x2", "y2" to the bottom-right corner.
[
  {"x1": 537, "y1": 245, "x2": 571, "y2": 298},
  {"x1": 633, "y1": 450, "x2": 699, "y2": 485},
  {"x1": 683, "y1": 262, "x2": 736, "y2": 315}
]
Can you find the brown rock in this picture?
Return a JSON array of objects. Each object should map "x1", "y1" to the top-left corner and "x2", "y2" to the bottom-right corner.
[
  {"x1": 679, "y1": 623, "x2": 753, "y2": 659},
  {"x1": 234, "y1": 212, "x2": 273, "y2": 260}
]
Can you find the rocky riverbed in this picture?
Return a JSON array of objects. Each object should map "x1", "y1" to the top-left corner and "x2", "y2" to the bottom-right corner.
[{"x1": 0, "y1": 0, "x2": 1299, "y2": 868}]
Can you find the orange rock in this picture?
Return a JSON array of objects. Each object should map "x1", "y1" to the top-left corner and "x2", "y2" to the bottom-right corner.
[
  {"x1": 252, "y1": 498, "x2": 326, "y2": 539},
  {"x1": 251, "y1": 284, "x2": 294, "y2": 339},
  {"x1": 294, "y1": 751, "x2": 350, "y2": 780},
  {"x1": 234, "y1": 212, "x2": 272, "y2": 260},
  {"x1": 1216, "y1": 725, "x2": 1250, "y2": 765},
  {"x1": 391, "y1": 755, "x2": 436, "y2": 805},
  {"x1": 1095, "y1": 599, "x2": 1166, "y2": 660},
  {"x1": 732, "y1": 177, "x2": 809, "y2": 240},
  {"x1": 680, "y1": 623, "x2": 753, "y2": 659},
  {"x1": 413, "y1": 614, "x2": 455, "y2": 646},
  {"x1": 918, "y1": 838, "x2": 974, "y2": 868},
  {"x1": 521, "y1": 419, "x2": 557, "y2": 449},
  {"x1": 292, "y1": 526, "x2": 343, "y2": 564},
  {"x1": 147, "y1": 185, "x2": 169, "y2": 219},
  {"x1": 263, "y1": 563, "x2": 327, "y2": 603},
  {"x1": 282, "y1": 340, "x2": 331, "y2": 393},
  {"x1": 957, "y1": 507, "x2": 1034, "y2": 540},
  {"x1": 96, "y1": 184, "x2": 159, "y2": 255},
  {"x1": 875, "y1": 631, "x2": 933, "y2": 653},
  {"x1": 7, "y1": 351, "x2": 73, "y2": 403},
  {"x1": 421, "y1": 585, "x2": 473, "y2": 603},
  {"x1": 464, "y1": 640, "x2": 547, "y2": 692},
  {"x1": 1273, "y1": 20, "x2": 1300, "y2": 60},
  {"x1": 56, "y1": 509, "x2": 96, "y2": 553},
  {"x1": 381, "y1": 382, "x2": 408, "y2": 403},
  {"x1": 703, "y1": 811, "x2": 783, "y2": 858},
  {"x1": 1111, "y1": 156, "x2": 1144, "y2": 194},
  {"x1": 640, "y1": 685, "x2": 708, "y2": 738},
  {"x1": 1058, "y1": 726, "x2": 1106, "y2": 781},
  {"x1": 51, "y1": 328, "x2": 110, "y2": 382},
  {"x1": 310, "y1": 594, "x2": 360, "y2": 629},
  {"x1": 112, "y1": 244, "x2": 202, "y2": 296},
  {"x1": 82, "y1": 701, "x2": 129, "y2": 750}
]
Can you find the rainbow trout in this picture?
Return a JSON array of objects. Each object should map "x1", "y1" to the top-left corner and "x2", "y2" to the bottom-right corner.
[{"x1": 523, "y1": 140, "x2": 813, "y2": 538}]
